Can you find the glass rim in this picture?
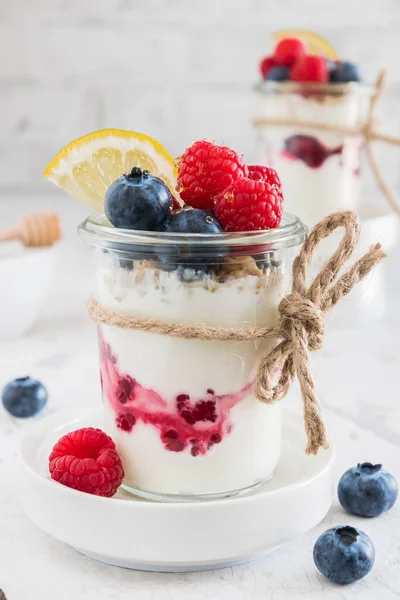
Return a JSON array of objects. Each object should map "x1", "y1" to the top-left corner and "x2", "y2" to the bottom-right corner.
[
  {"x1": 254, "y1": 80, "x2": 376, "y2": 97},
  {"x1": 78, "y1": 212, "x2": 308, "y2": 251}
]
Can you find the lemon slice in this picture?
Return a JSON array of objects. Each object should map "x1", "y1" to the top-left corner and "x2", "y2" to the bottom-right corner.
[
  {"x1": 43, "y1": 129, "x2": 177, "y2": 211},
  {"x1": 273, "y1": 29, "x2": 338, "y2": 60}
]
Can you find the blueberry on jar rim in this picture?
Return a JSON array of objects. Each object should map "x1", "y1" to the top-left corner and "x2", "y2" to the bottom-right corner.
[
  {"x1": 156, "y1": 206, "x2": 227, "y2": 272},
  {"x1": 330, "y1": 61, "x2": 361, "y2": 83},
  {"x1": 105, "y1": 167, "x2": 173, "y2": 231},
  {"x1": 266, "y1": 66, "x2": 290, "y2": 81}
]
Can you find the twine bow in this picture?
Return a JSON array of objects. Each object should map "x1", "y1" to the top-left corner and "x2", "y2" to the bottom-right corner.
[
  {"x1": 88, "y1": 211, "x2": 386, "y2": 454},
  {"x1": 253, "y1": 70, "x2": 400, "y2": 215},
  {"x1": 255, "y1": 211, "x2": 385, "y2": 453}
]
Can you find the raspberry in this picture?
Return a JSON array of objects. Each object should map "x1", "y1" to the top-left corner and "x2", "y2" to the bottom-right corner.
[
  {"x1": 248, "y1": 165, "x2": 281, "y2": 188},
  {"x1": 259, "y1": 55, "x2": 276, "y2": 79},
  {"x1": 161, "y1": 429, "x2": 185, "y2": 452},
  {"x1": 176, "y1": 140, "x2": 248, "y2": 209},
  {"x1": 49, "y1": 427, "x2": 124, "y2": 497},
  {"x1": 290, "y1": 55, "x2": 328, "y2": 83},
  {"x1": 215, "y1": 178, "x2": 283, "y2": 232},
  {"x1": 176, "y1": 394, "x2": 217, "y2": 424},
  {"x1": 116, "y1": 377, "x2": 135, "y2": 404},
  {"x1": 274, "y1": 37, "x2": 306, "y2": 67},
  {"x1": 116, "y1": 412, "x2": 136, "y2": 432}
]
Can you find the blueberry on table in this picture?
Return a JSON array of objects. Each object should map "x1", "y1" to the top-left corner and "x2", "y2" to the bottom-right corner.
[
  {"x1": 2, "y1": 376, "x2": 48, "y2": 418},
  {"x1": 313, "y1": 525, "x2": 375, "y2": 584},
  {"x1": 105, "y1": 167, "x2": 172, "y2": 231},
  {"x1": 157, "y1": 206, "x2": 226, "y2": 269},
  {"x1": 330, "y1": 61, "x2": 361, "y2": 83},
  {"x1": 338, "y1": 462, "x2": 398, "y2": 517}
]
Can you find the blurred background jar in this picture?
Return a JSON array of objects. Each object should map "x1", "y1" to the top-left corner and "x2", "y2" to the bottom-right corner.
[{"x1": 253, "y1": 81, "x2": 373, "y2": 229}]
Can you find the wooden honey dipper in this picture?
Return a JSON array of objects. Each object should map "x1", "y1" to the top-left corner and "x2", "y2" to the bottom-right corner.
[{"x1": 0, "y1": 212, "x2": 61, "y2": 247}]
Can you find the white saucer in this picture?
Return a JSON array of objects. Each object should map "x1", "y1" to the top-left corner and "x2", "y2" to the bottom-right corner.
[{"x1": 20, "y1": 410, "x2": 334, "y2": 572}]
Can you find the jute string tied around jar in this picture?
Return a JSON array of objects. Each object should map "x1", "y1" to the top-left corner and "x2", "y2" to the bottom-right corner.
[
  {"x1": 253, "y1": 70, "x2": 400, "y2": 216},
  {"x1": 88, "y1": 211, "x2": 386, "y2": 455}
]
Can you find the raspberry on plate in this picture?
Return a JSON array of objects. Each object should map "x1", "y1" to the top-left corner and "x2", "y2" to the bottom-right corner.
[
  {"x1": 215, "y1": 178, "x2": 283, "y2": 232},
  {"x1": 259, "y1": 55, "x2": 277, "y2": 79},
  {"x1": 49, "y1": 427, "x2": 124, "y2": 497},
  {"x1": 290, "y1": 55, "x2": 328, "y2": 83},
  {"x1": 274, "y1": 37, "x2": 306, "y2": 67},
  {"x1": 247, "y1": 165, "x2": 281, "y2": 188},
  {"x1": 176, "y1": 140, "x2": 248, "y2": 210}
]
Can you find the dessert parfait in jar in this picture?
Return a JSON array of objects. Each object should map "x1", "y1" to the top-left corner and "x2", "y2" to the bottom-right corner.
[
  {"x1": 45, "y1": 130, "x2": 307, "y2": 501},
  {"x1": 254, "y1": 31, "x2": 374, "y2": 228}
]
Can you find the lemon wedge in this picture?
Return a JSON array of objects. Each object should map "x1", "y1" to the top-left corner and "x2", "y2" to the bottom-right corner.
[
  {"x1": 43, "y1": 129, "x2": 177, "y2": 211},
  {"x1": 273, "y1": 30, "x2": 338, "y2": 60}
]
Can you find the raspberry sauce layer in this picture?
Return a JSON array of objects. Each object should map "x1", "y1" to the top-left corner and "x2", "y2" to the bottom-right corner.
[
  {"x1": 281, "y1": 134, "x2": 343, "y2": 168},
  {"x1": 99, "y1": 332, "x2": 253, "y2": 457}
]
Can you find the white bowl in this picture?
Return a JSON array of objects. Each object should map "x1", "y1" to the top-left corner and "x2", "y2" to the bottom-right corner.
[
  {"x1": 20, "y1": 410, "x2": 334, "y2": 571},
  {"x1": 0, "y1": 242, "x2": 57, "y2": 340}
]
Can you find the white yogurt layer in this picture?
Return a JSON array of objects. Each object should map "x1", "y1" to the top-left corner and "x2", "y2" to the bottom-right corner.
[
  {"x1": 254, "y1": 88, "x2": 370, "y2": 227},
  {"x1": 96, "y1": 255, "x2": 286, "y2": 497}
]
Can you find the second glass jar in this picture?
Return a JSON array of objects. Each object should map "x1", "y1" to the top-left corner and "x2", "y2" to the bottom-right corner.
[{"x1": 253, "y1": 82, "x2": 374, "y2": 228}]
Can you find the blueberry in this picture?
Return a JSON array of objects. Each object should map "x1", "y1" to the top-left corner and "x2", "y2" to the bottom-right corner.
[
  {"x1": 161, "y1": 207, "x2": 224, "y2": 236},
  {"x1": 338, "y1": 462, "x2": 398, "y2": 517},
  {"x1": 157, "y1": 207, "x2": 226, "y2": 270},
  {"x1": 266, "y1": 66, "x2": 290, "y2": 82},
  {"x1": 2, "y1": 377, "x2": 48, "y2": 418},
  {"x1": 254, "y1": 252, "x2": 282, "y2": 271},
  {"x1": 313, "y1": 526, "x2": 375, "y2": 584},
  {"x1": 105, "y1": 167, "x2": 172, "y2": 231},
  {"x1": 330, "y1": 61, "x2": 361, "y2": 83},
  {"x1": 325, "y1": 59, "x2": 336, "y2": 74}
]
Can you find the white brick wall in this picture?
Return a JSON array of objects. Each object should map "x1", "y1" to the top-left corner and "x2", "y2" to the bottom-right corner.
[{"x1": 0, "y1": 0, "x2": 399, "y2": 193}]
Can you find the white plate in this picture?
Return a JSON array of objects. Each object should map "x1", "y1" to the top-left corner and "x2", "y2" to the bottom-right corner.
[{"x1": 20, "y1": 410, "x2": 334, "y2": 572}]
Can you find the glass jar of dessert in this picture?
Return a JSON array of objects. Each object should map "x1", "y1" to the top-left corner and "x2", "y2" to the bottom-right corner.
[
  {"x1": 253, "y1": 82, "x2": 374, "y2": 228},
  {"x1": 255, "y1": 33, "x2": 375, "y2": 228},
  {"x1": 79, "y1": 212, "x2": 307, "y2": 501},
  {"x1": 45, "y1": 127, "x2": 306, "y2": 501}
]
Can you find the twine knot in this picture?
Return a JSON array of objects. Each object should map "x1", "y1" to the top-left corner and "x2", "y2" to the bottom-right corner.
[
  {"x1": 278, "y1": 292, "x2": 325, "y2": 352},
  {"x1": 88, "y1": 211, "x2": 386, "y2": 455}
]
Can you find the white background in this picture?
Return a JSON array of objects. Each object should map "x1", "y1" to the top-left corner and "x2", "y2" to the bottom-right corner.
[{"x1": 0, "y1": 0, "x2": 400, "y2": 197}]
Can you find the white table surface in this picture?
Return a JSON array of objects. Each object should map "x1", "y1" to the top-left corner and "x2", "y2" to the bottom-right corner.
[{"x1": 0, "y1": 196, "x2": 400, "y2": 600}]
